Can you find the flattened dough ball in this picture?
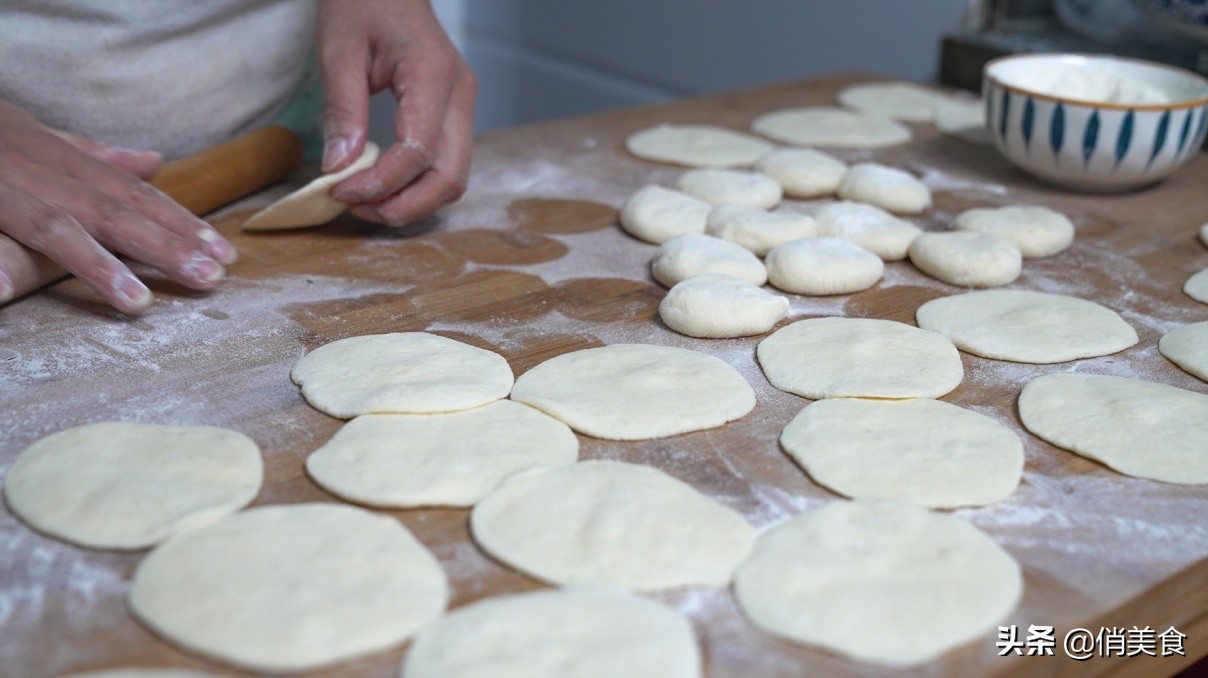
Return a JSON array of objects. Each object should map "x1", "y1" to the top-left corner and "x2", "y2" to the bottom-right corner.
[
  {"x1": 620, "y1": 185, "x2": 711, "y2": 244},
  {"x1": 403, "y1": 588, "x2": 701, "y2": 678},
  {"x1": 625, "y1": 123, "x2": 774, "y2": 168},
  {"x1": 291, "y1": 332, "x2": 514, "y2": 418},
  {"x1": 838, "y1": 81, "x2": 950, "y2": 122},
  {"x1": 952, "y1": 205, "x2": 1074, "y2": 258},
  {"x1": 916, "y1": 290, "x2": 1138, "y2": 364},
  {"x1": 908, "y1": 232, "x2": 1022, "y2": 288},
  {"x1": 659, "y1": 274, "x2": 789, "y2": 339},
  {"x1": 243, "y1": 143, "x2": 380, "y2": 231},
  {"x1": 836, "y1": 163, "x2": 931, "y2": 215},
  {"x1": 1159, "y1": 321, "x2": 1208, "y2": 382},
  {"x1": 650, "y1": 233, "x2": 767, "y2": 287},
  {"x1": 757, "y1": 317, "x2": 963, "y2": 399},
  {"x1": 1186, "y1": 268, "x2": 1208, "y2": 304},
  {"x1": 813, "y1": 201, "x2": 922, "y2": 261},
  {"x1": 129, "y1": 503, "x2": 448, "y2": 672},
  {"x1": 765, "y1": 237, "x2": 883, "y2": 295},
  {"x1": 510, "y1": 343, "x2": 755, "y2": 440},
  {"x1": 3, "y1": 422, "x2": 261, "y2": 550},
  {"x1": 934, "y1": 97, "x2": 991, "y2": 144},
  {"x1": 781, "y1": 398, "x2": 1023, "y2": 508},
  {"x1": 706, "y1": 204, "x2": 817, "y2": 256},
  {"x1": 1019, "y1": 373, "x2": 1208, "y2": 484},
  {"x1": 675, "y1": 169, "x2": 782, "y2": 209},
  {"x1": 470, "y1": 460, "x2": 755, "y2": 590},
  {"x1": 734, "y1": 500, "x2": 1022, "y2": 667},
  {"x1": 752, "y1": 106, "x2": 912, "y2": 149},
  {"x1": 306, "y1": 401, "x2": 578, "y2": 508},
  {"x1": 755, "y1": 148, "x2": 847, "y2": 198},
  {"x1": 1200, "y1": 222, "x2": 1208, "y2": 247}
]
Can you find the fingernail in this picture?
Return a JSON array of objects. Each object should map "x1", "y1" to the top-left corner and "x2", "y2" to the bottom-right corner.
[
  {"x1": 181, "y1": 252, "x2": 225, "y2": 284},
  {"x1": 323, "y1": 137, "x2": 351, "y2": 173},
  {"x1": 333, "y1": 176, "x2": 382, "y2": 204},
  {"x1": 116, "y1": 273, "x2": 153, "y2": 310},
  {"x1": 198, "y1": 228, "x2": 237, "y2": 264}
]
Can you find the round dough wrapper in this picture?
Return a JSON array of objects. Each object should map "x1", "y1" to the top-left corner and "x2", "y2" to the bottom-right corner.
[
  {"x1": 735, "y1": 500, "x2": 1022, "y2": 667},
  {"x1": 242, "y1": 143, "x2": 380, "y2": 231},
  {"x1": 619, "y1": 185, "x2": 711, "y2": 244},
  {"x1": 1186, "y1": 268, "x2": 1208, "y2": 304},
  {"x1": 952, "y1": 205, "x2": 1074, "y2": 258},
  {"x1": 813, "y1": 201, "x2": 921, "y2": 261},
  {"x1": 908, "y1": 232, "x2": 1022, "y2": 288},
  {"x1": 625, "y1": 123, "x2": 774, "y2": 168},
  {"x1": 837, "y1": 81, "x2": 950, "y2": 122},
  {"x1": 781, "y1": 398, "x2": 1023, "y2": 508},
  {"x1": 916, "y1": 290, "x2": 1138, "y2": 364},
  {"x1": 650, "y1": 233, "x2": 767, "y2": 287},
  {"x1": 751, "y1": 106, "x2": 912, "y2": 149},
  {"x1": 765, "y1": 237, "x2": 883, "y2": 296},
  {"x1": 291, "y1": 332, "x2": 514, "y2": 418},
  {"x1": 306, "y1": 401, "x2": 579, "y2": 508},
  {"x1": 510, "y1": 343, "x2": 755, "y2": 440},
  {"x1": 757, "y1": 317, "x2": 963, "y2": 399},
  {"x1": 755, "y1": 148, "x2": 848, "y2": 198},
  {"x1": 1159, "y1": 321, "x2": 1208, "y2": 382},
  {"x1": 934, "y1": 97, "x2": 991, "y2": 144},
  {"x1": 470, "y1": 460, "x2": 755, "y2": 590},
  {"x1": 402, "y1": 587, "x2": 701, "y2": 678},
  {"x1": 659, "y1": 274, "x2": 789, "y2": 339},
  {"x1": 3, "y1": 422, "x2": 261, "y2": 550},
  {"x1": 129, "y1": 503, "x2": 448, "y2": 672},
  {"x1": 1019, "y1": 372, "x2": 1208, "y2": 484},
  {"x1": 836, "y1": 162, "x2": 931, "y2": 215},
  {"x1": 675, "y1": 169, "x2": 782, "y2": 209},
  {"x1": 705, "y1": 204, "x2": 817, "y2": 256}
]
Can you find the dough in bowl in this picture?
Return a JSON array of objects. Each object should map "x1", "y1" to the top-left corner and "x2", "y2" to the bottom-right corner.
[
  {"x1": 625, "y1": 123, "x2": 774, "y2": 168},
  {"x1": 243, "y1": 143, "x2": 379, "y2": 230}
]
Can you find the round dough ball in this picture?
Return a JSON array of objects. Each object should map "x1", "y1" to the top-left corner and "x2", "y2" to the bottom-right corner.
[
  {"x1": 1185, "y1": 268, "x2": 1208, "y2": 304},
  {"x1": 734, "y1": 500, "x2": 1022, "y2": 667},
  {"x1": 470, "y1": 460, "x2": 755, "y2": 590},
  {"x1": 659, "y1": 274, "x2": 789, "y2": 339},
  {"x1": 705, "y1": 204, "x2": 817, "y2": 256},
  {"x1": 952, "y1": 205, "x2": 1075, "y2": 258},
  {"x1": 781, "y1": 398, "x2": 1023, "y2": 508},
  {"x1": 751, "y1": 106, "x2": 912, "y2": 148},
  {"x1": 916, "y1": 290, "x2": 1138, "y2": 364},
  {"x1": 837, "y1": 81, "x2": 950, "y2": 122},
  {"x1": 625, "y1": 123, "x2": 774, "y2": 168},
  {"x1": 765, "y1": 237, "x2": 883, "y2": 295},
  {"x1": 836, "y1": 163, "x2": 931, "y2": 215},
  {"x1": 243, "y1": 143, "x2": 380, "y2": 231},
  {"x1": 291, "y1": 333, "x2": 514, "y2": 418},
  {"x1": 757, "y1": 317, "x2": 963, "y2": 399},
  {"x1": 650, "y1": 233, "x2": 767, "y2": 287},
  {"x1": 3, "y1": 423, "x2": 261, "y2": 550},
  {"x1": 1019, "y1": 372, "x2": 1208, "y2": 484},
  {"x1": 934, "y1": 97, "x2": 991, "y2": 144},
  {"x1": 510, "y1": 343, "x2": 755, "y2": 440},
  {"x1": 1200, "y1": 222, "x2": 1208, "y2": 247},
  {"x1": 908, "y1": 232, "x2": 1022, "y2": 288},
  {"x1": 402, "y1": 588, "x2": 701, "y2": 678},
  {"x1": 129, "y1": 503, "x2": 447, "y2": 672},
  {"x1": 755, "y1": 148, "x2": 848, "y2": 198},
  {"x1": 306, "y1": 401, "x2": 579, "y2": 508},
  {"x1": 619, "y1": 185, "x2": 711, "y2": 245},
  {"x1": 1159, "y1": 321, "x2": 1208, "y2": 382},
  {"x1": 813, "y1": 201, "x2": 922, "y2": 261},
  {"x1": 675, "y1": 169, "x2": 782, "y2": 209}
]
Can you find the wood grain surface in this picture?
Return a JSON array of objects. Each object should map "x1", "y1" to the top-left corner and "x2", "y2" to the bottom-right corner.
[{"x1": 1, "y1": 73, "x2": 1206, "y2": 678}]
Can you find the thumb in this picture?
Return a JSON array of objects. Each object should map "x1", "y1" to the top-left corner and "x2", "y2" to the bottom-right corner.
[
  {"x1": 318, "y1": 44, "x2": 371, "y2": 173},
  {"x1": 50, "y1": 129, "x2": 163, "y2": 179}
]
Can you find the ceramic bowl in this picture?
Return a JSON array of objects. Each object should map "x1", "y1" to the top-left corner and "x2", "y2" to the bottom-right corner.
[{"x1": 983, "y1": 53, "x2": 1208, "y2": 192}]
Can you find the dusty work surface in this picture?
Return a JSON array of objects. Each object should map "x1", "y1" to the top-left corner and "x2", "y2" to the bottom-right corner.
[{"x1": 2, "y1": 74, "x2": 1207, "y2": 677}]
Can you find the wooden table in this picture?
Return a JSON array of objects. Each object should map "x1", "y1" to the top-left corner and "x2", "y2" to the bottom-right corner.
[{"x1": 2, "y1": 73, "x2": 1206, "y2": 677}]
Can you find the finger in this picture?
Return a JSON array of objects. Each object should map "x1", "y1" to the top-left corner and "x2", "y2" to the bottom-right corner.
[
  {"x1": 318, "y1": 36, "x2": 370, "y2": 172},
  {"x1": 47, "y1": 128, "x2": 163, "y2": 179},
  {"x1": 0, "y1": 234, "x2": 65, "y2": 306}
]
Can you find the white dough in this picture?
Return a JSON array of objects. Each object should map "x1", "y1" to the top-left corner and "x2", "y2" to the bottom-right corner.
[
  {"x1": 1186, "y1": 268, "x2": 1208, "y2": 304},
  {"x1": 751, "y1": 106, "x2": 912, "y2": 149},
  {"x1": 619, "y1": 185, "x2": 711, "y2": 244},
  {"x1": 838, "y1": 81, "x2": 951, "y2": 122},
  {"x1": 470, "y1": 460, "x2": 754, "y2": 590},
  {"x1": 734, "y1": 500, "x2": 1022, "y2": 667},
  {"x1": 243, "y1": 143, "x2": 380, "y2": 231},
  {"x1": 63, "y1": 671, "x2": 223, "y2": 678},
  {"x1": 625, "y1": 123, "x2": 774, "y2": 168},
  {"x1": 836, "y1": 163, "x2": 931, "y2": 215},
  {"x1": 659, "y1": 274, "x2": 789, "y2": 339},
  {"x1": 675, "y1": 169, "x2": 782, "y2": 209},
  {"x1": 1019, "y1": 373, "x2": 1208, "y2": 484},
  {"x1": 1200, "y1": 222, "x2": 1208, "y2": 247},
  {"x1": 3, "y1": 423, "x2": 261, "y2": 550},
  {"x1": 291, "y1": 332, "x2": 514, "y2": 418},
  {"x1": 755, "y1": 148, "x2": 848, "y2": 198},
  {"x1": 952, "y1": 205, "x2": 1075, "y2": 258},
  {"x1": 129, "y1": 503, "x2": 447, "y2": 672},
  {"x1": 813, "y1": 201, "x2": 922, "y2": 261},
  {"x1": 781, "y1": 398, "x2": 1023, "y2": 508},
  {"x1": 933, "y1": 97, "x2": 991, "y2": 144},
  {"x1": 650, "y1": 233, "x2": 767, "y2": 287},
  {"x1": 510, "y1": 343, "x2": 754, "y2": 440},
  {"x1": 1159, "y1": 321, "x2": 1208, "y2": 382},
  {"x1": 403, "y1": 588, "x2": 701, "y2": 678},
  {"x1": 764, "y1": 237, "x2": 883, "y2": 295},
  {"x1": 705, "y1": 204, "x2": 817, "y2": 256},
  {"x1": 305, "y1": 401, "x2": 579, "y2": 508},
  {"x1": 757, "y1": 317, "x2": 963, "y2": 399},
  {"x1": 916, "y1": 290, "x2": 1138, "y2": 363},
  {"x1": 908, "y1": 232, "x2": 1022, "y2": 288}
]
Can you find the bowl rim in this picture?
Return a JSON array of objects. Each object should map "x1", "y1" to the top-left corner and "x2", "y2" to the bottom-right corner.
[{"x1": 984, "y1": 52, "x2": 1208, "y2": 111}]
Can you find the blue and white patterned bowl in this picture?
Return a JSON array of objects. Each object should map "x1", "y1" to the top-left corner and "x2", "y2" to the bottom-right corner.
[{"x1": 984, "y1": 53, "x2": 1208, "y2": 192}]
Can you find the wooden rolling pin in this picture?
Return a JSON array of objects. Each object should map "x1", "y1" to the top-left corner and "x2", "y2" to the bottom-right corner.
[{"x1": 0, "y1": 124, "x2": 302, "y2": 307}]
